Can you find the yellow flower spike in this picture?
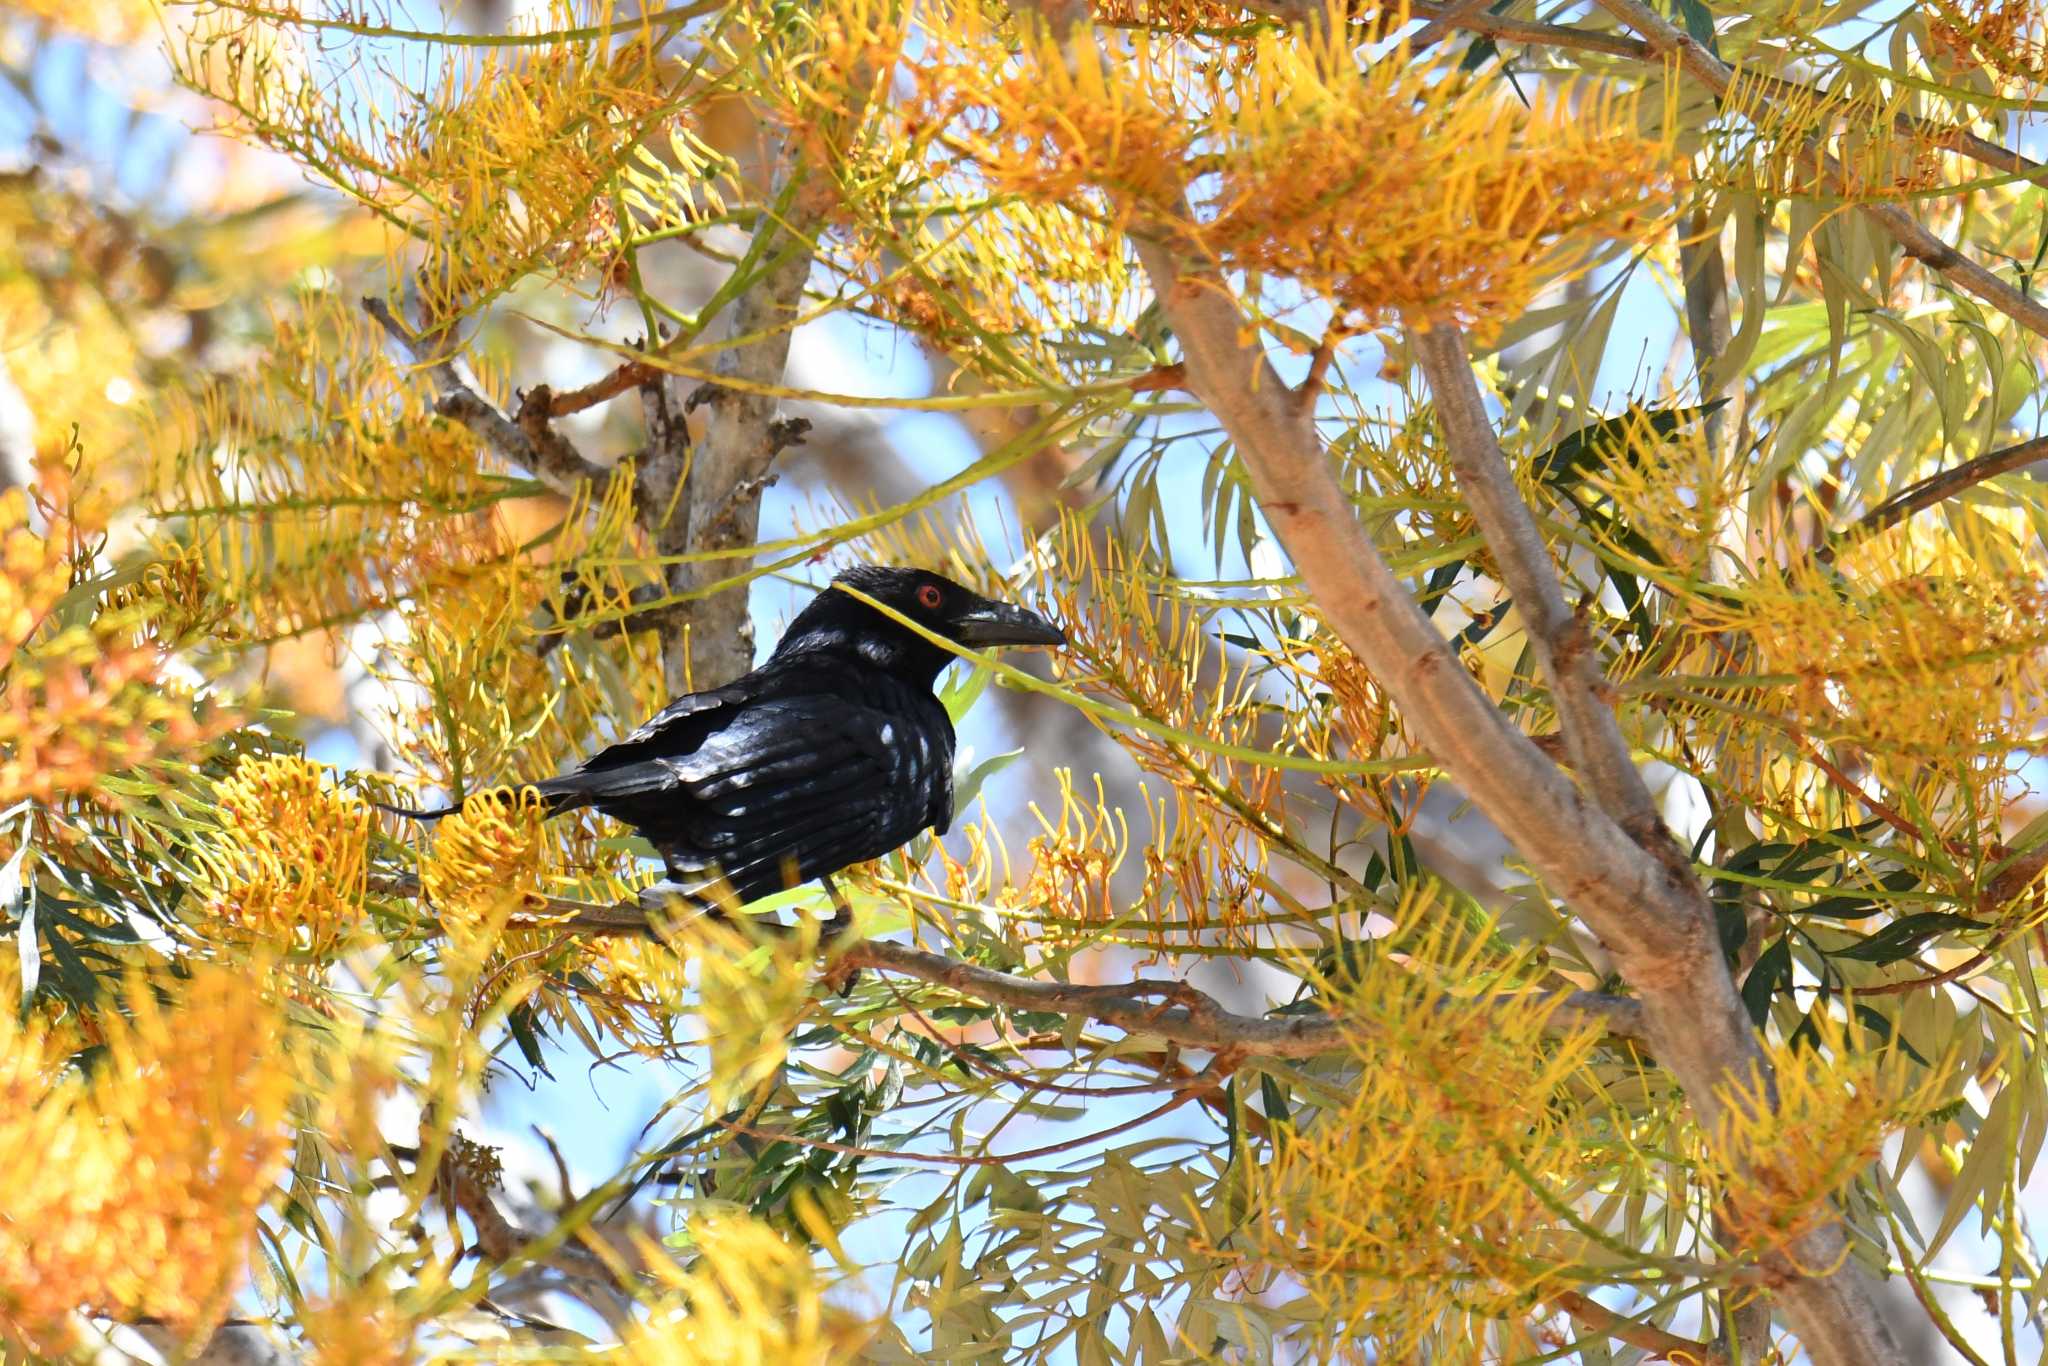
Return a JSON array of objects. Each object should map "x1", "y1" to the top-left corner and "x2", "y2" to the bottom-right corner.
[
  {"x1": 173, "y1": 0, "x2": 704, "y2": 325},
  {"x1": 1702, "y1": 1010, "x2": 1962, "y2": 1258},
  {"x1": 153, "y1": 290, "x2": 528, "y2": 640},
  {"x1": 871, "y1": 0, "x2": 1679, "y2": 343},
  {"x1": 195, "y1": 755, "x2": 372, "y2": 953},
  {"x1": 1236, "y1": 889, "x2": 1608, "y2": 1355},
  {"x1": 1680, "y1": 513, "x2": 2048, "y2": 774},
  {"x1": 608, "y1": 1215, "x2": 872, "y2": 1364},
  {"x1": 1016, "y1": 767, "x2": 1133, "y2": 929},
  {"x1": 0, "y1": 469, "x2": 224, "y2": 810},
  {"x1": 302, "y1": 1282, "x2": 417, "y2": 1366},
  {"x1": 0, "y1": 962, "x2": 296, "y2": 1356},
  {"x1": 671, "y1": 913, "x2": 823, "y2": 1112},
  {"x1": 1930, "y1": 0, "x2": 2048, "y2": 90}
]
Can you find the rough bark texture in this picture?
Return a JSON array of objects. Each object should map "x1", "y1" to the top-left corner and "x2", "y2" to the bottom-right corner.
[{"x1": 657, "y1": 223, "x2": 815, "y2": 690}]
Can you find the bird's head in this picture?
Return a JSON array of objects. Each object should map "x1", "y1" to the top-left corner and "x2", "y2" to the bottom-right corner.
[{"x1": 772, "y1": 565, "x2": 1066, "y2": 684}]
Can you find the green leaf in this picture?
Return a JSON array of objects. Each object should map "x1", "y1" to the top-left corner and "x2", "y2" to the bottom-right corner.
[
  {"x1": 1927, "y1": 1086, "x2": 2014, "y2": 1258},
  {"x1": 1260, "y1": 1073, "x2": 1292, "y2": 1131},
  {"x1": 1528, "y1": 399, "x2": 1728, "y2": 489},
  {"x1": 1670, "y1": 0, "x2": 1720, "y2": 55},
  {"x1": 1742, "y1": 936, "x2": 1791, "y2": 1025},
  {"x1": 1831, "y1": 912, "x2": 1978, "y2": 964},
  {"x1": 1458, "y1": 34, "x2": 1498, "y2": 70},
  {"x1": 939, "y1": 662, "x2": 994, "y2": 724},
  {"x1": 1800, "y1": 869, "x2": 1922, "y2": 919},
  {"x1": 953, "y1": 747, "x2": 1024, "y2": 814}
]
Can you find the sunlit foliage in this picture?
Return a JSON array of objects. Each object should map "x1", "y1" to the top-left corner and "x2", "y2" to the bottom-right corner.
[{"x1": 9, "y1": 0, "x2": 2048, "y2": 1358}]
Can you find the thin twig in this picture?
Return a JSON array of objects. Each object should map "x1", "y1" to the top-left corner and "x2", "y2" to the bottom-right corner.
[
  {"x1": 1401, "y1": 0, "x2": 2039, "y2": 181},
  {"x1": 1839, "y1": 433, "x2": 2048, "y2": 545},
  {"x1": 1856, "y1": 843, "x2": 2048, "y2": 997},
  {"x1": 1406, "y1": 0, "x2": 1651, "y2": 57},
  {"x1": 710, "y1": 1090, "x2": 1201, "y2": 1167},
  {"x1": 1410, "y1": 320, "x2": 1684, "y2": 867},
  {"x1": 361, "y1": 297, "x2": 612, "y2": 498},
  {"x1": 540, "y1": 361, "x2": 662, "y2": 418},
  {"x1": 1551, "y1": 1289, "x2": 1717, "y2": 1361},
  {"x1": 1224, "y1": 0, "x2": 2036, "y2": 181},
  {"x1": 534, "y1": 583, "x2": 685, "y2": 656},
  {"x1": 1299, "y1": 329, "x2": 1343, "y2": 408},
  {"x1": 1409, "y1": 0, "x2": 1493, "y2": 52}
]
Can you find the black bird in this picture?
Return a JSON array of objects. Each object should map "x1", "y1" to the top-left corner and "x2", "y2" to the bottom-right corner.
[{"x1": 384, "y1": 566, "x2": 1065, "y2": 920}]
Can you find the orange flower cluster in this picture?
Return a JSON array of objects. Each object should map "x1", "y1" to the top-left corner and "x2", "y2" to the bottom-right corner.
[
  {"x1": 3, "y1": 0, "x2": 160, "y2": 48},
  {"x1": 1088, "y1": 0, "x2": 1267, "y2": 29},
  {"x1": 895, "y1": 3, "x2": 1676, "y2": 338},
  {"x1": 1241, "y1": 900, "x2": 1604, "y2": 1354},
  {"x1": 1704, "y1": 1013, "x2": 1955, "y2": 1255},
  {"x1": 0, "y1": 473, "x2": 219, "y2": 809},
  {"x1": 1931, "y1": 0, "x2": 2048, "y2": 87},
  {"x1": 182, "y1": 3, "x2": 699, "y2": 320},
  {"x1": 0, "y1": 965, "x2": 295, "y2": 1355},
  {"x1": 195, "y1": 755, "x2": 372, "y2": 952},
  {"x1": 1690, "y1": 554, "x2": 2048, "y2": 763},
  {"x1": 302, "y1": 1288, "x2": 417, "y2": 1366},
  {"x1": 1012, "y1": 768, "x2": 1141, "y2": 929}
]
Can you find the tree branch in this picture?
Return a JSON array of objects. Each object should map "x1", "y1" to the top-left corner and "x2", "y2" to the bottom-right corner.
[
  {"x1": 838, "y1": 937, "x2": 1650, "y2": 1054},
  {"x1": 362, "y1": 874, "x2": 1651, "y2": 1053},
  {"x1": 646, "y1": 211, "x2": 820, "y2": 691},
  {"x1": 1401, "y1": 1, "x2": 2039, "y2": 180},
  {"x1": 1674, "y1": 206, "x2": 1775, "y2": 1366},
  {"x1": 537, "y1": 362, "x2": 662, "y2": 419},
  {"x1": 1591, "y1": 0, "x2": 2048, "y2": 342},
  {"x1": 1551, "y1": 1289, "x2": 1718, "y2": 1361},
  {"x1": 362, "y1": 297, "x2": 613, "y2": 500},
  {"x1": 1838, "y1": 432, "x2": 2048, "y2": 545},
  {"x1": 1223, "y1": 0, "x2": 2038, "y2": 181},
  {"x1": 1410, "y1": 321, "x2": 1679, "y2": 861},
  {"x1": 1129, "y1": 239, "x2": 1904, "y2": 1365}
]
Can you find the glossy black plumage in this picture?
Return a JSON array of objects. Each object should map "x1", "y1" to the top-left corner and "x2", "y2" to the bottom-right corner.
[{"x1": 388, "y1": 566, "x2": 1064, "y2": 910}]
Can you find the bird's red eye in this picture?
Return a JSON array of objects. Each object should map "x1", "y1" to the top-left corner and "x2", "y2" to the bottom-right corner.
[{"x1": 916, "y1": 584, "x2": 943, "y2": 610}]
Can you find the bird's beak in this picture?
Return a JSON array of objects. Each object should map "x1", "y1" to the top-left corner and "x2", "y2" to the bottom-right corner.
[{"x1": 953, "y1": 600, "x2": 1067, "y2": 648}]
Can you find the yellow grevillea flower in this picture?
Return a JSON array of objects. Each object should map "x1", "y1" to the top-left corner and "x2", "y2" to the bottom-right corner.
[
  {"x1": 688, "y1": 916, "x2": 822, "y2": 1110},
  {"x1": 1239, "y1": 895, "x2": 1604, "y2": 1354},
  {"x1": 1684, "y1": 527, "x2": 2048, "y2": 765},
  {"x1": 606, "y1": 1215, "x2": 870, "y2": 1363},
  {"x1": 1703, "y1": 1011, "x2": 1958, "y2": 1256},
  {"x1": 419, "y1": 786, "x2": 551, "y2": 922},
  {"x1": 889, "y1": 1, "x2": 1676, "y2": 339},
  {"x1": 0, "y1": 964, "x2": 295, "y2": 1355},
  {"x1": 0, "y1": 471, "x2": 219, "y2": 809},
  {"x1": 1931, "y1": 0, "x2": 2048, "y2": 88},
  {"x1": 196, "y1": 755, "x2": 372, "y2": 951}
]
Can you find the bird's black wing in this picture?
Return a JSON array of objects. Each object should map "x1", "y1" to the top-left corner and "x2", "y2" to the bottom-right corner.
[
  {"x1": 571, "y1": 679, "x2": 763, "y2": 774},
  {"x1": 540, "y1": 690, "x2": 954, "y2": 905},
  {"x1": 374, "y1": 684, "x2": 758, "y2": 821}
]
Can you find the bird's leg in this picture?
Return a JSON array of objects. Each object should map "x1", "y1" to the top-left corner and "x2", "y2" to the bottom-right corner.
[
  {"x1": 637, "y1": 878, "x2": 701, "y2": 939},
  {"x1": 818, "y1": 873, "x2": 860, "y2": 996},
  {"x1": 820, "y1": 873, "x2": 854, "y2": 945}
]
